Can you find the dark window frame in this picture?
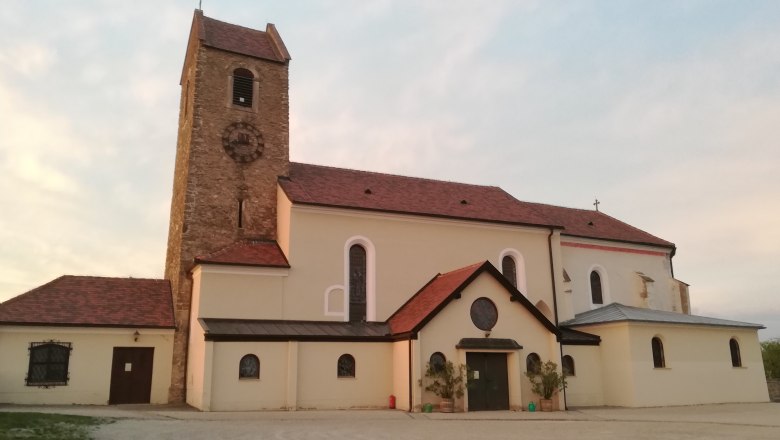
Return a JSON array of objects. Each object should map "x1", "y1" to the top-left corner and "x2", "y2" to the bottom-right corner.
[
  {"x1": 652, "y1": 337, "x2": 666, "y2": 368},
  {"x1": 729, "y1": 338, "x2": 742, "y2": 367},
  {"x1": 590, "y1": 271, "x2": 604, "y2": 305},
  {"x1": 562, "y1": 355, "x2": 575, "y2": 376},
  {"x1": 429, "y1": 352, "x2": 446, "y2": 373},
  {"x1": 526, "y1": 352, "x2": 541, "y2": 374},
  {"x1": 348, "y1": 244, "x2": 367, "y2": 322},
  {"x1": 26, "y1": 341, "x2": 72, "y2": 387},
  {"x1": 337, "y1": 354, "x2": 356, "y2": 378},
  {"x1": 238, "y1": 354, "x2": 260, "y2": 379},
  {"x1": 232, "y1": 68, "x2": 254, "y2": 108},
  {"x1": 501, "y1": 255, "x2": 517, "y2": 288}
]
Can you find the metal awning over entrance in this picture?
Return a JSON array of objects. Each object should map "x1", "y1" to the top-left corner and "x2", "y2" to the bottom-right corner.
[{"x1": 455, "y1": 338, "x2": 522, "y2": 350}]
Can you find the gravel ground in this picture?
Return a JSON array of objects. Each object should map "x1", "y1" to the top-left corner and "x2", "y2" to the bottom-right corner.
[{"x1": 2, "y1": 402, "x2": 778, "y2": 440}]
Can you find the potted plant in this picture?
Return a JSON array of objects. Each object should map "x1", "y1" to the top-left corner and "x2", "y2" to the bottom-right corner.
[
  {"x1": 525, "y1": 360, "x2": 566, "y2": 412},
  {"x1": 422, "y1": 360, "x2": 470, "y2": 413}
]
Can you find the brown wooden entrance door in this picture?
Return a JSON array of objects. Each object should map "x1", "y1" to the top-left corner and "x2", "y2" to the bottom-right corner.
[
  {"x1": 466, "y1": 352, "x2": 509, "y2": 411},
  {"x1": 109, "y1": 347, "x2": 154, "y2": 404}
]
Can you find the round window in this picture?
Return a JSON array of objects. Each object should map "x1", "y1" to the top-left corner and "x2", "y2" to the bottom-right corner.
[{"x1": 470, "y1": 297, "x2": 498, "y2": 331}]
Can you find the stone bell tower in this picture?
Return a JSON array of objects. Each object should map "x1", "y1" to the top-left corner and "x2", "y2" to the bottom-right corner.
[{"x1": 164, "y1": 10, "x2": 291, "y2": 402}]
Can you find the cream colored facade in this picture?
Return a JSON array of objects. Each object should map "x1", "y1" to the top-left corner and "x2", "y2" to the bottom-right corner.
[{"x1": 0, "y1": 326, "x2": 173, "y2": 405}]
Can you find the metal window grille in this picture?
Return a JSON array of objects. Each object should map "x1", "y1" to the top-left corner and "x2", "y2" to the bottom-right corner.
[
  {"x1": 26, "y1": 342, "x2": 72, "y2": 386},
  {"x1": 337, "y1": 354, "x2": 355, "y2": 378}
]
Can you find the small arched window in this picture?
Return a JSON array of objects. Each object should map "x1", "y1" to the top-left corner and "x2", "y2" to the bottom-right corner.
[
  {"x1": 562, "y1": 355, "x2": 575, "y2": 376},
  {"x1": 337, "y1": 354, "x2": 356, "y2": 378},
  {"x1": 232, "y1": 68, "x2": 254, "y2": 107},
  {"x1": 429, "y1": 352, "x2": 446, "y2": 373},
  {"x1": 526, "y1": 353, "x2": 541, "y2": 374},
  {"x1": 348, "y1": 244, "x2": 367, "y2": 322},
  {"x1": 590, "y1": 271, "x2": 604, "y2": 305},
  {"x1": 239, "y1": 354, "x2": 260, "y2": 379},
  {"x1": 729, "y1": 338, "x2": 742, "y2": 367},
  {"x1": 501, "y1": 255, "x2": 517, "y2": 288},
  {"x1": 652, "y1": 337, "x2": 665, "y2": 368}
]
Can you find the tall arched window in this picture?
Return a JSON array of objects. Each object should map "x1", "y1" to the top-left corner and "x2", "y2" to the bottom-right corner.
[
  {"x1": 729, "y1": 338, "x2": 742, "y2": 367},
  {"x1": 651, "y1": 337, "x2": 665, "y2": 368},
  {"x1": 562, "y1": 355, "x2": 575, "y2": 376},
  {"x1": 337, "y1": 354, "x2": 356, "y2": 378},
  {"x1": 526, "y1": 353, "x2": 541, "y2": 374},
  {"x1": 238, "y1": 354, "x2": 260, "y2": 379},
  {"x1": 232, "y1": 68, "x2": 254, "y2": 107},
  {"x1": 501, "y1": 255, "x2": 517, "y2": 288},
  {"x1": 348, "y1": 244, "x2": 367, "y2": 322},
  {"x1": 590, "y1": 271, "x2": 604, "y2": 305}
]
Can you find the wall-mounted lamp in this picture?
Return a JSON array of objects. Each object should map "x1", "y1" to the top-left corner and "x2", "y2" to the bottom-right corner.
[{"x1": 133, "y1": 331, "x2": 140, "y2": 342}]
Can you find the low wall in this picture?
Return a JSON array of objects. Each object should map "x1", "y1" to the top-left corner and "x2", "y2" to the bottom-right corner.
[{"x1": 768, "y1": 379, "x2": 780, "y2": 402}]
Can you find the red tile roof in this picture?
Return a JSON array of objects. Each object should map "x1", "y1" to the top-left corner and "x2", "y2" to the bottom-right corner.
[
  {"x1": 280, "y1": 162, "x2": 674, "y2": 249},
  {"x1": 195, "y1": 10, "x2": 290, "y2": 63},
  {"x1": 0, "y1": 276, "x2": 174, "y2": 328},
  {"x1": 195, "y1": 240, "x2": 290, "y2": 268},
  {"x1": 387, "y1": 261, "x2": 559, "y2": 336},
  {"x1": 280, "y1": 163, "x2": 555, "y2": 228},
  {"x1": 529, "y1": 203, "x2": 674, "y2": 248},
  {"x1": 388, "y1": 262, "x2": 484, "y2": 334}
]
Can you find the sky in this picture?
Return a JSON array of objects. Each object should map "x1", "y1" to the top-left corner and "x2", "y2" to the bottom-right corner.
[{"x1": 0, "y1": 0, "x2": 778, "y2": 340}]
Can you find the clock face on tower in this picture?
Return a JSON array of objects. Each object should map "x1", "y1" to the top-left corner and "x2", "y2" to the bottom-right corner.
[{"x1": 222, "y1": 122, "x2": 264, "y2": 163}]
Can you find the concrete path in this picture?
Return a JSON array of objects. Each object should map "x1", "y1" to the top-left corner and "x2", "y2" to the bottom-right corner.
[{"x1": 2, "y1": 402, "x2": 778, "y2": 439}]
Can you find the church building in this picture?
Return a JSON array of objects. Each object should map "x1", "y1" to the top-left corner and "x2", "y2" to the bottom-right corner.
[{"x1": 0, "y1": 10, "x2": 770, "y2": 411}]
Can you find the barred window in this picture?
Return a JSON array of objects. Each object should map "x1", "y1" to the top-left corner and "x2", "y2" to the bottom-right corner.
[
  {"x1": 562, "y1": 355, "x2": 575, "y2": 376},
  {"x1": 232, "y1": 68, "x2": 254, "y2": 107},
  {"x1": 26, "y1": 342, "x2": 72, "y2": 386},
  {"x1": 239, "y1": 354, "x2": 260, "y2": 379},
  {"x1": 429, "y1": 352, "x2": 446, "y2": 373},
  {"x1": 349, "y1": 244, "x2": 367, "y2": 322},
  {"x1": 526, "y1": 352, "x2": 541, "y2": 374},
  {"x1": 337, "y1": 354, "x2": 355, "y2": 378}
]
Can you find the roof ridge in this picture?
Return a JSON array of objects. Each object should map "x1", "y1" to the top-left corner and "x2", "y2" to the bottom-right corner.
[
  {"x1": 0, "y1": 275, "x2": 67, "y2": 307},
  {"x1": 291, "y1": 162, "x2": 503, "y2": 190}
]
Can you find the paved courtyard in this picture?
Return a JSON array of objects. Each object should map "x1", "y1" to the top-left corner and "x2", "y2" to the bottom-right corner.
[{"x1": 1, "y1": 402, "x2": 778, "y2": 439}]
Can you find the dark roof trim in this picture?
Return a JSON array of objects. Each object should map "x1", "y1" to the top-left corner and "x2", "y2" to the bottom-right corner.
[
  {"x1": 193, "y1": 260, "x2": 291, "y2": 269},
  {"x1": 559, "y1": 328, "x2": 602, "y2": 346},
  {"x1": 204, "y1": 334, "x2": 403, "y2": 343},
  {"x1": 455, "y1": 338, "x2": 522, "y2": 350}
]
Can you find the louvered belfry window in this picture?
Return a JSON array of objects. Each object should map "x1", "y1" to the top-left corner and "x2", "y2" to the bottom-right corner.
[
  {"x1": 232, "y1": 68, "x2": 254, "y2": 107},
  {"x1": 26, "y1": 342, "x2": 72, "y2": 386}
]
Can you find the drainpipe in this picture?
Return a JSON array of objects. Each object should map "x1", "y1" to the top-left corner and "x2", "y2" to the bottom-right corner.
[
  {"x1": 547, "y1": 229, "x2": 559, "y2": 326},
  {"x1": 548, "y1": 228, "x2": 567, "y2": 410},
  {"x1": 407, "y1": 334, "x2": 414, "y2": 412}
]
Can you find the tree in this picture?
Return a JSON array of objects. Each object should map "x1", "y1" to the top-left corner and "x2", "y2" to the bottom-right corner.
[{"x1": 761, "y1": 339, "x2": 780, "y2": 379}]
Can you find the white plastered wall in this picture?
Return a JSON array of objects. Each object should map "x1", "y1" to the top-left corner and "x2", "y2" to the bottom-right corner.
[
  {"x1": 283, "y1": 201, "x2": 556, "y2": 323},
  {"x1": 194, "y1": 265, "x2": 288, "y2": 320},
  {"x1": 570, "y1": 322, "x2": 769, "y2": 407},
  {"x1": 559, "y1": 237, "x2": 675, "y2": 320},
  {"x1": 0, "y1": 325, "x2": 173, "y2": 405},
  {"x1": 561, "y1": 344, "x2": 604, "y2": 407},
  {"x1": 416, "y1": 273, "x2": 561, "y2": 412}
]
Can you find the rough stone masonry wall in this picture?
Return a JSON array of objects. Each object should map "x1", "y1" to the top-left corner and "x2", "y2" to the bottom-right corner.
[
  {"x1": 164, "y1": 37, "x2": 290, "y2": 402},
  {"x1": 768, "y1": 379, "x2": 780, "y2": 402}
]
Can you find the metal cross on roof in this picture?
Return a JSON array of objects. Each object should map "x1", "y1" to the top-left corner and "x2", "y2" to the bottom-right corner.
[{"x1": 593, "y1": 198, "x2": 600, "y2": 211}]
